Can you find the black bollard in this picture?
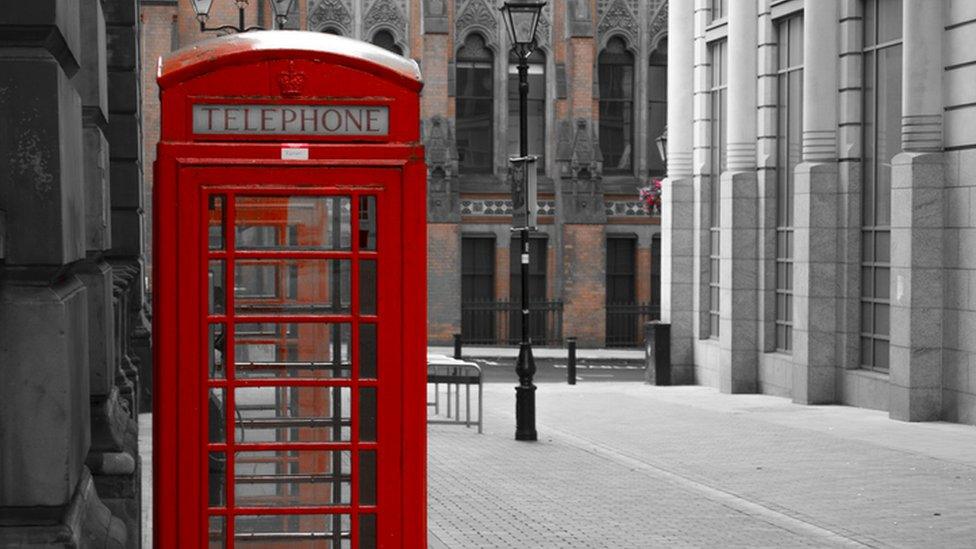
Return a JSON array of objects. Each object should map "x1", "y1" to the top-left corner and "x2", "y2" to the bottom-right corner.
[
  {"x1": 453, "y1": 333, "x2": 462, "y2": 359},
  {"x1": 567, "y1": 337, "x2": 577, "y2": 385}
]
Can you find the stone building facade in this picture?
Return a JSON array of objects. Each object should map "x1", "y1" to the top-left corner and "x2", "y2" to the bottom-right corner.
[
  {"x1": 0, "y1": 0, "x2": 149, "y2": 546},
  {"x1": 140, "y1": 0, "x2": 669, "y2": 348},
  {"x1": 662, "y1": 0, "x2": 976, "y2": 425}
]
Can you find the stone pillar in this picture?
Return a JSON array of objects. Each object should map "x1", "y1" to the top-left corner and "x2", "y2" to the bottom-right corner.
[
  {"x1": 889, "y1": 0, "x2": 944, "y2": 421},
  {"x1": 558, "y1": 0, "x2": 605, "y2": 346},
  {"x1": 717, "y1": 0, "x2": 759, "y2": 393},
  {"x1": 792, "y1": 0, "x2": 840, "y2": 404},
  {"x1": 661, "y1": 0, "x2": 695, "y2": 383}
]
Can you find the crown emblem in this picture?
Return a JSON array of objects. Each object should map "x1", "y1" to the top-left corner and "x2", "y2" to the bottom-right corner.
[{"x1": 278, "y1": 61, "x2": 306, "y2": 97}]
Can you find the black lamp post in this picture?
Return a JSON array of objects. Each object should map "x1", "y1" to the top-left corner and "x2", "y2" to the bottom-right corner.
[
  {"x1": 190, "y1": 0, "x2": 296, "y2": 34},
  {"x1": 501, "y1": 0, "x2": 545, "y2": 442}
]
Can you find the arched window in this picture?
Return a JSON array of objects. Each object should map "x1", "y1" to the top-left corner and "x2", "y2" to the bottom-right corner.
[
  {"x1": 371, "y1": 29, "x2": 403, "y2": 55},
  {"x1": 599, "y1": 37, "x2": 635, "y2": 174},
  {"x1": 322, "y1": 27, "x2": 342, "y2": 35},
  {"x1": 456, "y1": 34, "x2": 494, "y2": 174},
  {"x1": 647, "y1": 43, "x2": 667, "y2": 176},
  {"x1": 507, "y1": 49, "x2": 546, "y2": 170}
]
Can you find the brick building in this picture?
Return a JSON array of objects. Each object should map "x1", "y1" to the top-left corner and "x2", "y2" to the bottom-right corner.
[
  {"x1": 661, "y1": 0, "x2": 976, "y2": 425},
  {"x1": 140, "y1": 0, "x2": 670, "y2": 348},
  {"x1": 0, "y1": 1, "x2": 148, "y2": 546}
]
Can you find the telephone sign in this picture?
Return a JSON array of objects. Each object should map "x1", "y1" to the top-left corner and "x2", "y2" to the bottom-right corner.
[{"x1": 154, "y1": 32, "x2": 426, "y2": 548}]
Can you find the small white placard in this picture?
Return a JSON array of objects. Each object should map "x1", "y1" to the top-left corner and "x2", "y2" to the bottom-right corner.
[{"x1": 281, "y1": 147, "x2": 309, "y2": 160}]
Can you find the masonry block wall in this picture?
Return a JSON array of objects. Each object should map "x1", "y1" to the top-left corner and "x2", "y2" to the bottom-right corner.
[{"x1": 665, "y1": 0, "x2": 976, "y2": 425}]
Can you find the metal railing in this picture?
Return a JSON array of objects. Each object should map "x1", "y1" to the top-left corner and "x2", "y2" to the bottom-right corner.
[
  {"x1": 427, "y1": 361, "x2": 483, "y2": 434},
  {"x1": 606, "y1": 302, "x2": 661, "y2": 347},
  {"x1": 461, "y1": 300, "x2": 563, "y2": 346}
]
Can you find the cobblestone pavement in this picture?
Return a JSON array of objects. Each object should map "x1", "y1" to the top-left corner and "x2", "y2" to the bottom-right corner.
[{"x1": 427, "y1": 383, "x2": 976, "y2": 548}]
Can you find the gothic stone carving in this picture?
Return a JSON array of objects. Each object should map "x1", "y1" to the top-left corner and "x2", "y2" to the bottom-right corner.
[
  {"x1": 364, "y1": 0, "x2": 408, "y2": 46},
  {"x1": 455, "y1": 0, "x2": 498, "y2": 46},
  {"x1": 598, "y1": 0, "x2": 640, "y2": 46},
  {"x1": 308, "y1": 0, "x2": 353, "y2": 35},
  {"x1": 424, "y1": 116, "x2": 460, "y2": 222},
  {"x1": 556, "y1": 119, "x2": 606, "y2": 223}
]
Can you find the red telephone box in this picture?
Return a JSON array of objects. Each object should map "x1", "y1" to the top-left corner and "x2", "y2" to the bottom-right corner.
[{"x1": 153, "y1": 31, "x2": 426, "y2": 548}]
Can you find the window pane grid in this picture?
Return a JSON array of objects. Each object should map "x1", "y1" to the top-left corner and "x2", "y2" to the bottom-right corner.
[
  {"x1": 707, "y1": 40, "x2": 727, "y2": 339},
  {"x1": 860, "y1": 0, "x2": 901, "y2": 372}
]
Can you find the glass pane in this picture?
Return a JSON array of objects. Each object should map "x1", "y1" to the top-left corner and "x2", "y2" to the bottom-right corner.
[
  {"x1": 875, "y1": 231, "x2": 891, "y2": 263},
  {"x1": 209, "y1": 388, "x2": 226, "y2": 443},
  {"x1": 209, "y1": 261, "x2": 225, "y2": 315},
  {"x1": 358, "y1": 196, "x2": 377, "y2": 251},
  {"x1": 875, "y1": 303, "x2": 890, "y2": 336},
  {"x1": 359, "y1": 324, "x2": 377, "y2": 379},
  {"x1": 234, "y1": 514, "x2": 351, "y2": 547},
  {"x1": 864, "y1": 0, "x2": 877, "y2": 46},
  {"x1": 235, "y1": 386, "x2": 352, "y2": 443},
  {"x1": 877, "y1": 0, "x2": 902, "y2": 43},
  {"x1": 875, "y1": 267, "x2": 890, "y2": 299},
  {"x1": 208, "y1": 516, "x2": 225, "y2": 548},
  {"x1": 861, "y1": 302, "x2": 873, "y2": 332},
  {"x1": 209, "y1": 453, "x2": 226, "y2": 507},
  {"x1": 360, "y1": 260, "x2": 376, "y2": 315},
  {"x1": 875, "y1": 45, "x2": 902, "y2": 227},
  {"x1": 235, "y1": 323, "x2": 351, "y2": 379},
  {"x1": 862, "y1": 231, "x2": 874, "y2": 261},
  {"x1": 236, "y1": 196, "x2": 351, "y2": 250},
  {"x1": 209, "y1": 323, "x2": 225, "y2": 379},
  {"x1": 874, "y1": 339, "x2": 889, "y2": 370},
  {"x1": 359, "y1": 388, "x2": 377, "y2": 442},
  {"x1": 360, "y1": 515, "x2": 376, "y2": 549},
  {"x1": 359, "y1": 450, "x2": 377, "y2": 505},
  {"x1": 209, "y1": 195, "x2": 225, "y2": 251},
  {"x1": 860, "y1": 337, "x2": 873, "y2": 367},
  {"x1": 861, "y1": 267, "x2": 874, "y2": 297},
  {"x1": 235, "y1": 259, "x2": 351, "y2": 315},
  {"x1": 234, "y1": 450, "x2": 350, "y2": 508}
]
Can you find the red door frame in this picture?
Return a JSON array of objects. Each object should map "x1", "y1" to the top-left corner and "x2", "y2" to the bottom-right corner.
[{"x1": 154, "y1": 32, "x2": 426, "y2": 549}]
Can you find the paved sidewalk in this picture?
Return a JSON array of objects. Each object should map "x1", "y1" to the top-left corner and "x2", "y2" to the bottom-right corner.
[{"x1": 428, "y1": 383, "x2": 976, "y2": 548}]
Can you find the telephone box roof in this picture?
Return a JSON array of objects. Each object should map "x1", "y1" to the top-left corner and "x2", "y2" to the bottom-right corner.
[{"x1": 158, "y1": 30, "x2": 422, "y2": 91}]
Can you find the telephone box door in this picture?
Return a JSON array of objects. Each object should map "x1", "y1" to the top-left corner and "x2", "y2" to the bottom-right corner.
[{"x1": 173, "y1": 165, "x2": 401, "y2": 547}]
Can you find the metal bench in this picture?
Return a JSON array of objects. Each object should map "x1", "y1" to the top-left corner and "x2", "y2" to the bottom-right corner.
[{"x1": 426, "y1": 355, "x2": 483, "y2": 434}]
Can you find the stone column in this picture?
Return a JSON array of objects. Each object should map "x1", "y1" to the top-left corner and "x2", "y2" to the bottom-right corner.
[
  {"x1": 889, "y1": 0, "x2": 944, "y2": 421},
  {"x1": 792, "y1": 0, "x2": 840, "y2": 404},
  {"x1": 422, "y1": 0, "x2": 461, "y2": 345},
  {"x1": 661, "y1": 0, "x2": 695, "y2": 383},
  {"x1": 717, "y1": 0, "x2": 759, "y2": 393}
]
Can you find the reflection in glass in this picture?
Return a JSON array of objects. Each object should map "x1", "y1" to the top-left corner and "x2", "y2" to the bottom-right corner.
[
  {"x1": 209, "y1": 195, "x2": 225, "y2": 251},
  {"x1": 236, "y1": 196, "x2": 351, "y2": 250},
  {"x1": 359, "y1": 324, "x2": 377, "y2": 379},
  {"x1": 235, "y1": 323, "x2": 352, "y2": 379},
  {"x1": 209, "y1": 261, "x2": 225, "y2": 314},
  {"x1": 208, "y1": 516, "x2": 225, "y2": 548},
  {"x1": 234, "y1": 514, "x2": 351, "y2": 547},
  {"x1": 209, "y1": 324, "x2": 225, "y2": 379},
  {"x1": 234, "y1": 386, "x2": 351, "y2": 443},
  {"x1": 235, "y1": 260, "x2": 351, "y2": 315},
  {"x1": 234, "y1": 450, "x2": 350, "y2": 508},
  {"x1": 358, "y1": 196, "x2": 377, "y2": 250},
  {"x1": 208, "y1": 388, "x2": 226, "y2": 443},
  {"x1": 209, "y1": 453, "x2": 226, "y2": 507}
]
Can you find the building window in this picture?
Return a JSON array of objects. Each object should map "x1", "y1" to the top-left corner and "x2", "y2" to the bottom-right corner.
[
  {"x1": 710, "y1": 0, "x2": 728, "y2": 23},
  {"x1": 775, "y1": 14, "x2": 803, "y2": 353},
  {"x1": 371, "y1": 30, "x2": 403, "y2": 55},
  {"x1": 599, "y1": 37, "x2": 635, "y2": 175},
  {"x1": 606, "y1": 235, "x2": 638, "y2": 346},
  {"x1": 461, "y1": 235, "x2": 496, "y2": 342},
  {"x1": 861, "y1": 0, "x2": 902, "y2": 372},
  {"x1": 509, "y1": 236, "x2": 548, "y2": 342},
  {"x1": 507, "y1": 49, "x2": 546, "y2": 170},
  {"x1": 708, "y1": 39, "x2": 727, "y2": 339},
  {"x1": 322, "y1": 27, "x2": 343, "y2": 35},
  {"x1": 647, "y1": 45, "x2": 668, "y2": 177},
  {"x1": 456, "y1": 34, "x2": 494, "y2": 174}
]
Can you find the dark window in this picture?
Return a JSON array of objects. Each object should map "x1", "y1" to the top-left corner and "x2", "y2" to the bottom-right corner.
[
  {"x1": 509, "y1": 236, "x2": 548, "y2": 342},
  {"x1": 371, "y1": 29, "x2": 403, "y2": 55},
  {"x1": 861, "y1": 0, "x2": 901, "y2": 372},
  {"x1": 599, "y1": 37, "x2": 635, "y2": 174},
  {"x1": 775, "y1": 14, "x2": 803, "y2": 352},
  {"x1": 710, "y1": 0, "x2": 728, "y2": 22},
  {"x1": 647, "y1": 45, "x2": 668, "y2": 177},
  {"x1": 708, "y1": 39, "x2": 727, "y2": 339},
  {"x1": 507, "y1": 49, "x2": 546, "y2": 170},
  {"x1": 606, "y1": 236, "x2": 637, "y2": 345},
  {"x1": 461, "y1": 236, "x2": 496, "y2": 342},
  {"x1": 457, "y1": 34, "x2": 494, "y2": 174}
]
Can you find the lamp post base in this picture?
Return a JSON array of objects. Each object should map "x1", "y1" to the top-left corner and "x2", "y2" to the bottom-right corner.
[{"x1": 514, "y1": 343, "x2": 538, "y2": 441}]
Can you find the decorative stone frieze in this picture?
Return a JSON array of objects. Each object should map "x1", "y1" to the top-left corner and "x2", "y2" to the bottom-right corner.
[
  {"x1": 455, "y1": 0, "x2": 498, "y2": 48},
  {"x1": 363, "y1": 0, "x2": 407, "y2": 48},
  {"x1": 308, "y1": 0, "x2": 353, "y2": 35}
]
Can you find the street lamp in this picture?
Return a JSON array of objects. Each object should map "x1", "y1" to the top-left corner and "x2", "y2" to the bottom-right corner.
[
  {"x1": 500, "y1": 0, "x2": 546, "y2": 442},
  {"x1": 190, "y1": 0, "x2": 296, "y2": 34},
  {"x1": 655, "y1": 127, "x2": 668, "y2": 163}
]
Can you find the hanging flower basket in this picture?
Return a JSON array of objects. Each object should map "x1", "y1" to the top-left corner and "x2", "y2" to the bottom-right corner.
[{"x1": 638, "y1": 178, "x2": 663, "y2": 215}]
